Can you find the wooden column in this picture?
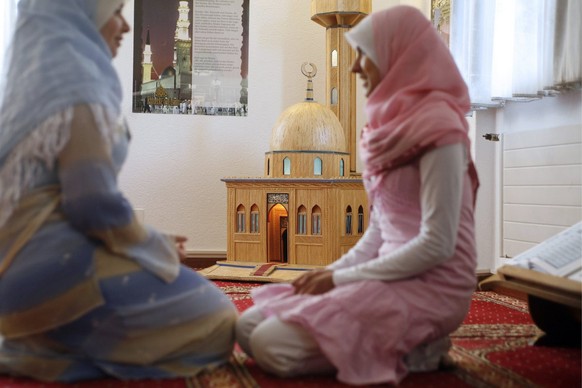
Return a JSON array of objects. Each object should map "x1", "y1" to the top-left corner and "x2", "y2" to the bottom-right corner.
[{"x1": 311, "y1": 0, "x2": 371, "y2": 175}]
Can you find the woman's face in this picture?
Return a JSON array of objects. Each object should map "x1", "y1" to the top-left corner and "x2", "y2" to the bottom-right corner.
[
  {"x1": 100, "y1": 5, "x2": 130, "y2": 58},
  {"x1": 351, "y1": 48, "x2": 381, "y2": 97}
]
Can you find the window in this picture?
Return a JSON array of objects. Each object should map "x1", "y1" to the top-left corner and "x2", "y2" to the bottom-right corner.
[
  {"x1": 250, "y1": 204, "x2": 259, "y2": 233},
  {"x1": 331, "y1": 49, "x2": 338, "y2": 67},
  {"x1": 451, "y1": 0, "x2": 581, "y2": 108},
  {"x1": 236, "y1": 204, "x2": 246, "y2": 233},
  {"x1": 330, "y1": 87, "x2": 338, "y2": 105},
  {"x1": 311, "y1": 206, "x2": 321, "y2": 235},
  {"x1": 345, "y1": 206, "x2": 353, "y2": 235},
  {"x1": 267, "y1": 158, "x2": 270, "y2": 176},
  {"x1": 313, "y1": 157, "x2": 322, "y2": 176},
  {"x1": 283, "y1": 157, "x2": 291, "y2": 175},
  {"x1": 339, "y1": 159, "x2": 345, "y2": 176},
  {"x1": 357, "y1": 206, "x2": 364, "y2": 234},
  {"x1": 0, "y1": 0, "x2": 19, "y2": 75},
  {"x1": 297, "y1": 205, "x2": 307, "y2": 235}
]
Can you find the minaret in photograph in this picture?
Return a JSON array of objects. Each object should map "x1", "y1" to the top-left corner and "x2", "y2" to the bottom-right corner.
[
  {"x1": 174, "y1": 0, "x2": 192, "y2": 82},
  {"x1": 142, "y1": 29, "x2": 153, "y2": 83}
]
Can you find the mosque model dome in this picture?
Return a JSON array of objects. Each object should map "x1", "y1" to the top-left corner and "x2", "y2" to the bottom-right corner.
[
  {"x1": 270, "y1": 101, "x2": 347, "y2": 152},
  {"x1": 265, "y1": 63, "x2": 350, "y2": 179}
]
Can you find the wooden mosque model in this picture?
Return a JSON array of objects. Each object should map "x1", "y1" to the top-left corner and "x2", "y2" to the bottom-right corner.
[{"x1": 222, "y1": 0, "x2": 371, "y2": 266}]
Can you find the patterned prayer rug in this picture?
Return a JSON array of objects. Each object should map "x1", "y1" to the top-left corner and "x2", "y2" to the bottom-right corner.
[
  {"x1": 0, "y1": 283, "x2": 579, "y2": 387},
  {"x1": 204, "y1": 283, "x2": 581, "y2": 388}
]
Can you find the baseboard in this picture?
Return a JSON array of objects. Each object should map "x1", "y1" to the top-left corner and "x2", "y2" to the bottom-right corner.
[{"x1": 183, "y1": 250, "x2": 227, "y2": 269}]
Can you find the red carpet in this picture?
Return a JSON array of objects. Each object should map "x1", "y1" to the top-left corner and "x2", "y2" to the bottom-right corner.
[{"x1": 0, "y1": 281, "x2": 579, "y2": 387}]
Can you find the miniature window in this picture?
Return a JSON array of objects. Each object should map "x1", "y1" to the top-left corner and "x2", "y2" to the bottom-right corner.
[
  {"x1": 297, "y1": 205, "x2": 307, "y2": 235},
  {"x1": 236, "y1": 204, "x2": 246, "y2": 233},
  {"x1": 314, "y1": 157, "x2": 322, "y2": 176},
  {"x1": 311, "y1": 205, "x2": 321, "y2": 235},
  {"x1": 340, "y1": 159, "x2": 345, "y2": 176},
  {"x1": 251, "y1": 204, "x2": 260, "y2": 233},
  {"x1": 267, "y1": 158, "x2": 270, "y2": 176},
  {"x1": 345, "y1": 205, "x2": 353, "y2": 235},
  {"x1": 357, "y1": 205, "x2": 364, "y2": 234},
  {"x1": 331, "y1": 87, "x2": 338, "y2": 105},
  {"x1": 331, "y1": 49, "x2": 338, "y2": 67},
  {"x1": 283, "y1": 157, "x2": 291, "y2": 175}
]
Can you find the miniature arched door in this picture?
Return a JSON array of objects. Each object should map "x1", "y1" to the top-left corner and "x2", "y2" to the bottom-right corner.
[{"x1": 268, "y1": 204, "x2": 288, "y2": 262}]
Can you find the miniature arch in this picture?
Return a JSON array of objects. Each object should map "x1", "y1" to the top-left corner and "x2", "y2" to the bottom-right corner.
[
  {"x1": 250, "y1": 204, "x2": 260, "y2": 233},
  {"x1": 236, "y1": 204, "x2": 246, "y2": 233},
  {"x1": 345, "y1": 205, "x2": 353, "y2": 235},
  {"x1": 331, "y1": 49, "x2": 338, "y2": 67},
  {"x1": 283, "y1": 157, "x2": 291, "y2": 175},
  {"x1": 314, "y1": 157, "x2": 322, "y2": 176},
  {"x1": 358, "y1": 205, "x2": 364, "y2": 234},
  {"x1": 331, "y1": 87, "x2": 338, "y2": 105},
  {"x1": 311, "y1": 205, "x2": 322, "y2": 235},
  {"x1": 297, "y1": 205, "x2": 307, "y2": 235}
]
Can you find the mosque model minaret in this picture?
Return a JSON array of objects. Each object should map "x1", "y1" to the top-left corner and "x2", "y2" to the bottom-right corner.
[{"x1": 311, "y1": 0, "x2": 371, "y2": 174}]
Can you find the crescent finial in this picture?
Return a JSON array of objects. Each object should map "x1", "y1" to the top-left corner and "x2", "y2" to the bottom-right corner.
[{"x1": 301, "y1": 62, "x2": 317, "y2": 79}]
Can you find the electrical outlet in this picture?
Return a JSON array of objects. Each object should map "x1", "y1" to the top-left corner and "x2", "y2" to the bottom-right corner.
[{"x1": 134, "y1": 208, "x2": 145, "y2": 223}]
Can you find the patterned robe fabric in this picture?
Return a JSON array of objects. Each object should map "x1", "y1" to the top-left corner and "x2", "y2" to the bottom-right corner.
[{"x1": 0, "y1": 106, "x2": 237, "y2": 382}]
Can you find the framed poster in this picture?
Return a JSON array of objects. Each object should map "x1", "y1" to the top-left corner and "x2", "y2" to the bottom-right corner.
[{"x1": 132, "y1": 0, "x2": 250, "y2": 116}]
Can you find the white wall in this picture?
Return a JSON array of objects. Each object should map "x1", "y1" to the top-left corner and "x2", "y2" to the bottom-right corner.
[{"x1": 115, "y1": 0, "x2": 428, "y2": 256}]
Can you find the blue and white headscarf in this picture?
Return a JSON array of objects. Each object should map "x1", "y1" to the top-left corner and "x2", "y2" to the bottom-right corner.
[{"x1": 0, "y1": 0, "x2": 127, "y2": 227}]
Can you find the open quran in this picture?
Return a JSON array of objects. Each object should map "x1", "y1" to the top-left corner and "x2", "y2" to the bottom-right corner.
[
  {"x1": 480, "y1": 222, "x2": 582, "y2": 310},
  {"x1": 508, "y1": 221, "x2": 582, "y2": 282}
]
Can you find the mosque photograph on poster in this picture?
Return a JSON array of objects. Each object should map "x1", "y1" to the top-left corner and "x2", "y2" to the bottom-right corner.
[{"x1": 132, "y1": 0, "x2": 250, "y2": 116}]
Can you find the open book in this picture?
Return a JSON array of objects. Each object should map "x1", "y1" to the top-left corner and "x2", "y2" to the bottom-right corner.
[{"x1": 508, "y1": 221, "x2": 582, "y2": 282}]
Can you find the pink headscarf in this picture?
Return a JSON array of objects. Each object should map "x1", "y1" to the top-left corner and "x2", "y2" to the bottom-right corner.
[{"x1": 348, "y1": 6, "x2": 478, "y2": 203}]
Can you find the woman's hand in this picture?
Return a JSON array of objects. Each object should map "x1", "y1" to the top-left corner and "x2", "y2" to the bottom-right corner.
[
  {"x1": 292, "y1": 269, "x2": 335, "y2": 295},
  {"x1": 173, "y1": 235, "x2": 188, "y2": 262}
]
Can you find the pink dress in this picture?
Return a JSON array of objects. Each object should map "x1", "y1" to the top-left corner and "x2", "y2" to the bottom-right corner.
[{"x1": 251, "y1": 161, "x2": 477, "y2": 385}]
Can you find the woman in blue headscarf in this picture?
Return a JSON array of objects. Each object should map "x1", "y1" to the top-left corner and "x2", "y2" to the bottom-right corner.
[{"x1": 0, "y1": 0, "x2": 236, "y2": 382}]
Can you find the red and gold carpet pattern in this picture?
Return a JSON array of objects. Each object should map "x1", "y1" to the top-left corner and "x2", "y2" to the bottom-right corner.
[{"x1": 0, "y1": 281, "x2": 579, "y2": 387}]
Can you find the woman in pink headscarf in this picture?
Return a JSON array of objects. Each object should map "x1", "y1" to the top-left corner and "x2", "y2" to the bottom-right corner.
[{"x1": 236, "y1": 6, "x2": 479, "y2": 385}]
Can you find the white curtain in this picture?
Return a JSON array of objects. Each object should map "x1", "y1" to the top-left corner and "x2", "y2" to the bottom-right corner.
[
  {"x1": 0, "y1": 0, "x2": 19, "y2": 77},
  {"x1": 450, "y1": 0, "x2": 582, "y2": 109}
]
